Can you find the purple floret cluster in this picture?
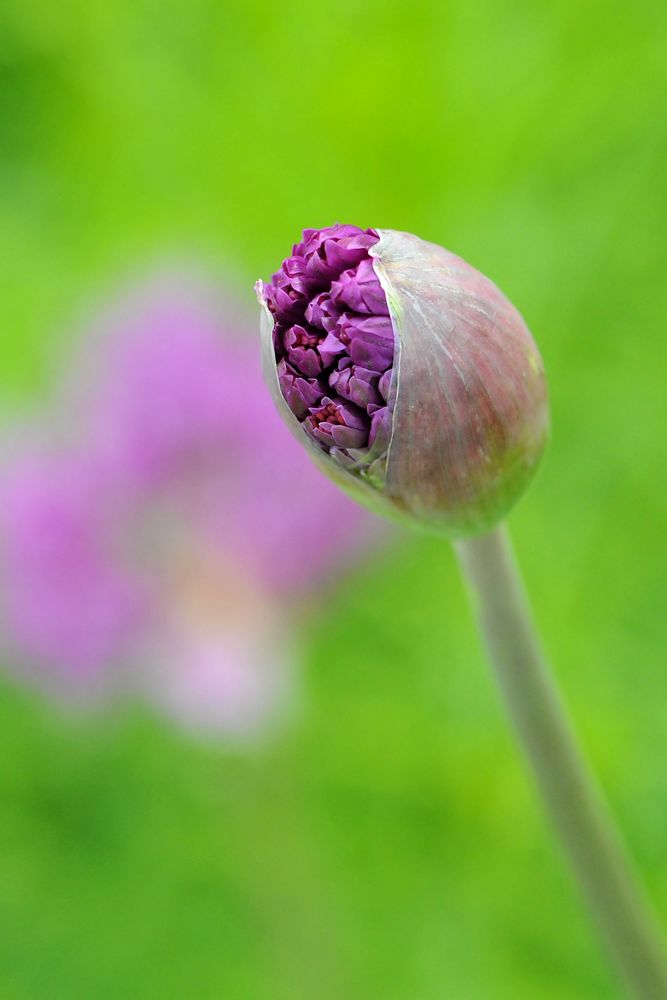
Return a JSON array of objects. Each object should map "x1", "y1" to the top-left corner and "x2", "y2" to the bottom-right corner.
[{"x1": 263, "y1": 224, "x2": 395, "y2": 464}]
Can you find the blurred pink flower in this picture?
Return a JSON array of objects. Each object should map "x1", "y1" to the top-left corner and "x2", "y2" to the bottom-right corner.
[{"x1": 0, "y1": 273, "x2": 385, "y2": 738}]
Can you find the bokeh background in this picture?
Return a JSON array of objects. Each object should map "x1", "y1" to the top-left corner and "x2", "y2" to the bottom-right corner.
[{"x1": 1, "y1": 1, "x2": 667, "y2": 997}]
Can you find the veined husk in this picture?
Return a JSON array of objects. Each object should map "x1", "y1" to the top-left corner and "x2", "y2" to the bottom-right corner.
[{"x1": 257, "y1": 229, "x2": 548, "y2": 538}]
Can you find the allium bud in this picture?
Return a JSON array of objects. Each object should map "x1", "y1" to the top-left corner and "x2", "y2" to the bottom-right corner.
[{"x1": 256, "y1": 225, "x2": 548, "y2": 537}]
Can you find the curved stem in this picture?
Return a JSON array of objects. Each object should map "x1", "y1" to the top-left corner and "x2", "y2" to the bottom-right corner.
[{"x1": 455, "y1": 523, "x2": 667, "y2": 999}]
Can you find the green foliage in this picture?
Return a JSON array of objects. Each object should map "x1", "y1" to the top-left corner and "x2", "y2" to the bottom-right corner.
[{"x1": 1, "y1": 1, "x2": 667, "y2": 996}]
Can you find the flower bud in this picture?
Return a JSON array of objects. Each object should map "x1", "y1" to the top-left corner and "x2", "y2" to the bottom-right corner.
[{"x1": 256, "y1": 225, "x2": 548, "y2": 538}]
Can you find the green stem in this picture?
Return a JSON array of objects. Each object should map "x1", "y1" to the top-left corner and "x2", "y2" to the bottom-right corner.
[{"x1": 455, "y1": 523, "x2": 667, "y2": 999}]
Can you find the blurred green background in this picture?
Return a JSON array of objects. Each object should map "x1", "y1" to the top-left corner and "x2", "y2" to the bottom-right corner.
[{"x1": 2, "y1": 1, "x2": 667, "y2": 997}]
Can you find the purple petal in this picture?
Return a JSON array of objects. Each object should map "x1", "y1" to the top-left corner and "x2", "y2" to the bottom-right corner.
[
  {"x1": 305, "y1": 397, "x2": 369, "y2": 450},
  {"x1": 329, "y1": 359, "x2": 382, "y2": 409},
  {"x1": 330, "y1": 259, "x2": 390, "y2": 315},
  {"x1": 284, "y1": 324, "x2": 325, "y2": 377},
  {"x1": 336, "y1": 314, "x2": 395, "y2": 371},
  {"x1": 368, "y1": 405, "x2": 393, "y2": 451},
  {"x1": 304, "y1": 292, "x2": 342, "y2": 332},
  {"x1": 378, "y1": 368, "x2": 392, "y2": 401},
  {"x1": 318, "y1": 331, "x2": 347, "y2": 368},
  {"x1": 277, "y1": 359, "x2": 325, "y2": 419}
]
